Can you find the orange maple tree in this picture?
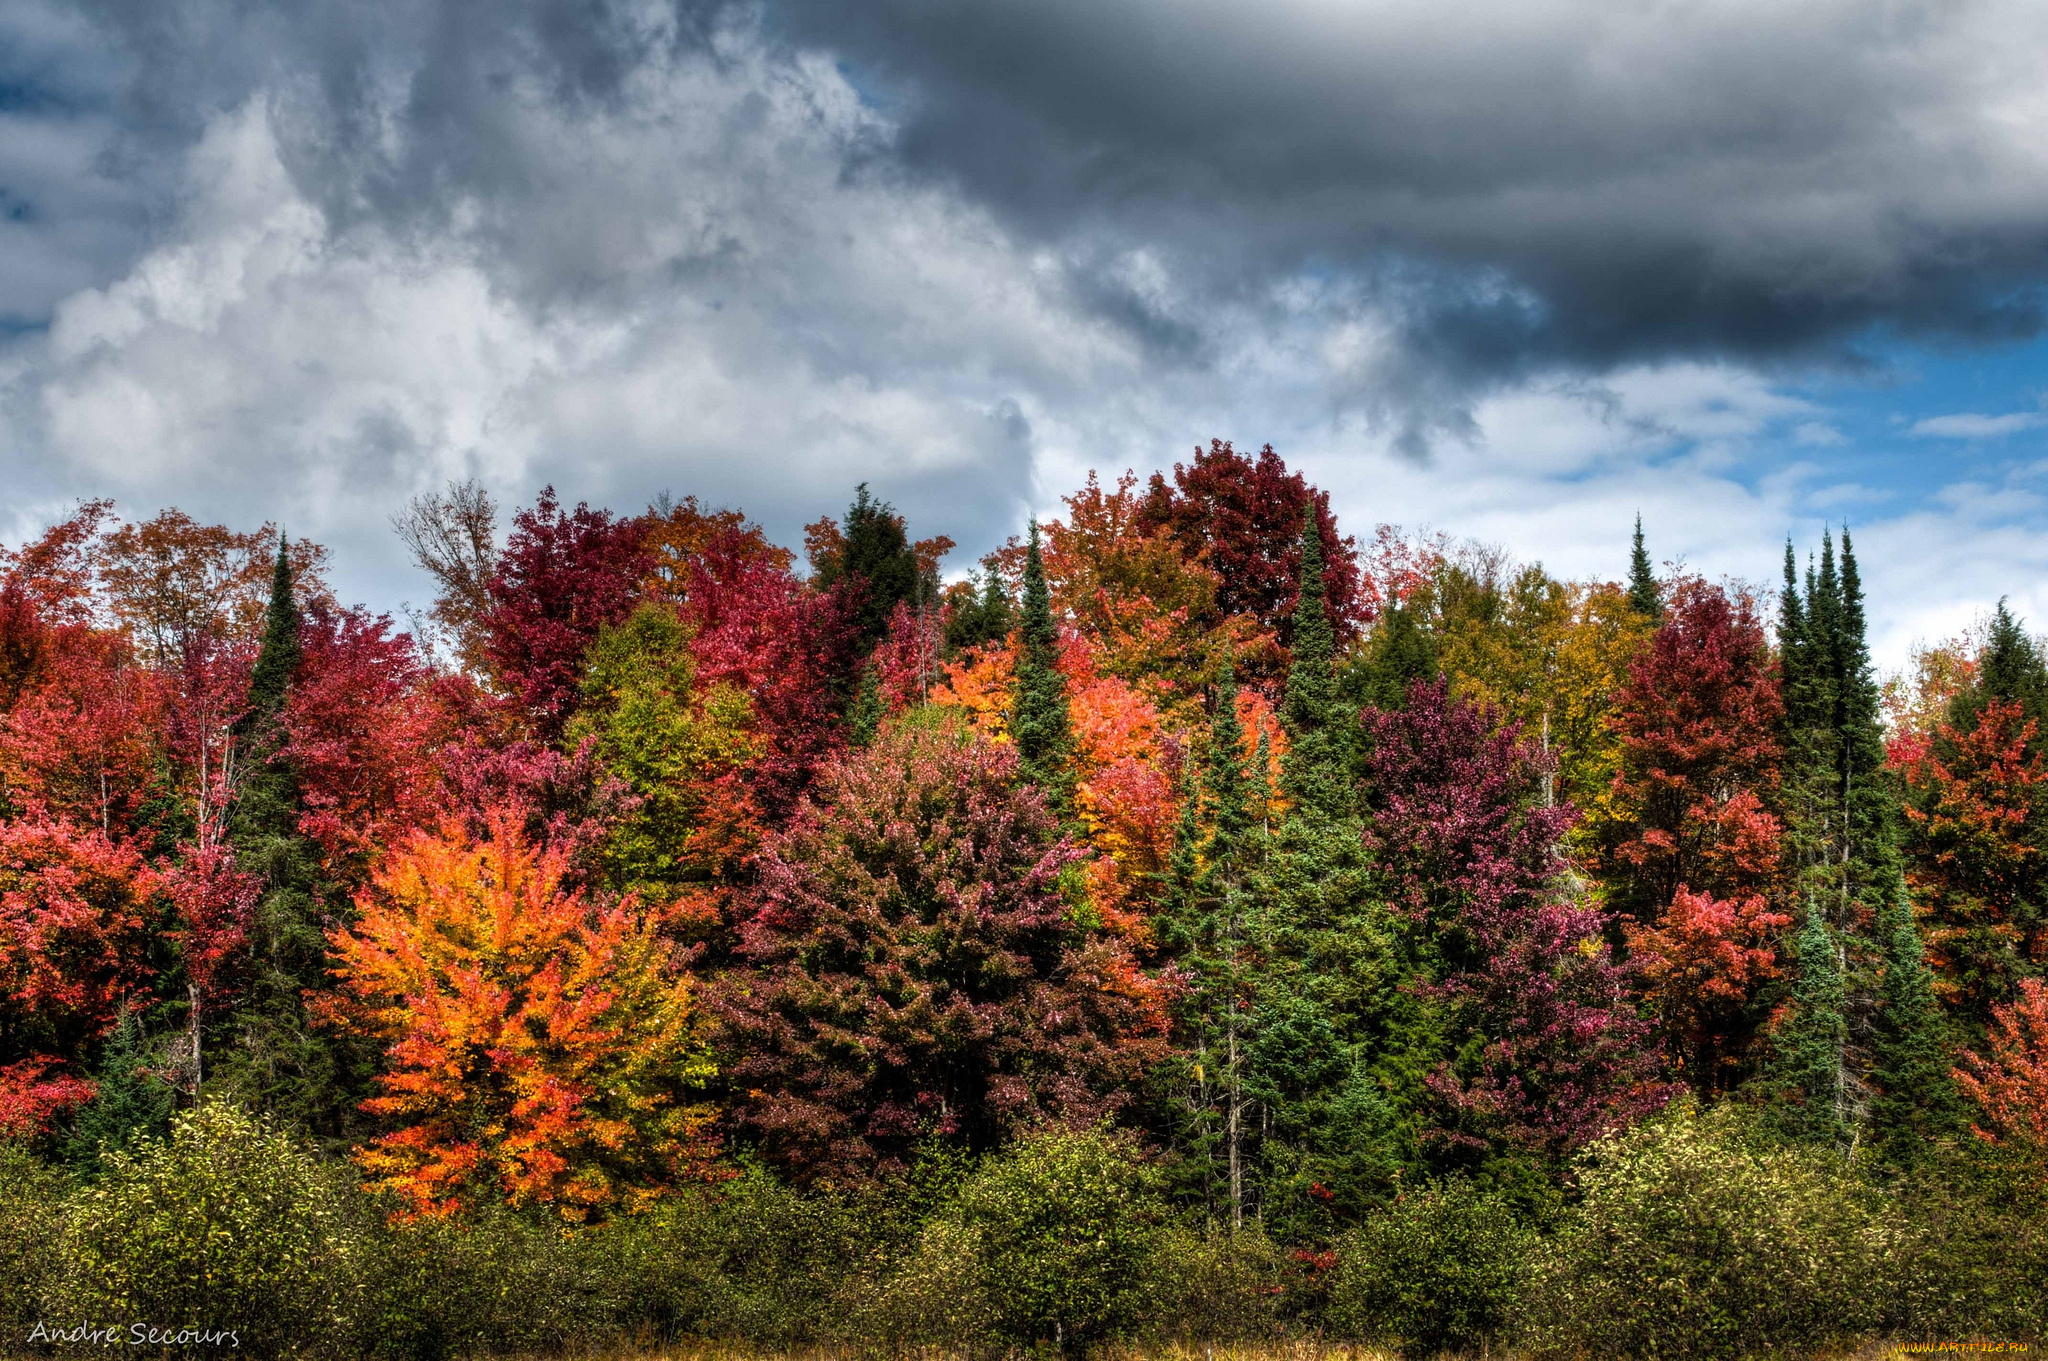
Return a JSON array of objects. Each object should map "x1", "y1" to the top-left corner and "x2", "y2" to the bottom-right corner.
[{"x1": 327, "y1": 810, "x2": 716, "y2": 1221}]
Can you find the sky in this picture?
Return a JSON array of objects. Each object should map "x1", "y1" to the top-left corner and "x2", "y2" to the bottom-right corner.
[{"x1": 6, "y1": 0, "x2": 2048, "y2": 669}]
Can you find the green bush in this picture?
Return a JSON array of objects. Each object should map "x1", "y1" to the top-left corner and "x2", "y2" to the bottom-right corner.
[
  {"x1": 1885, "y1": 1173, "x2": 2048, "y2": 1342},
  {"x1": 941, "y1": 1127, "x2": 1165, "y2": 1352},
  {"x1": 363, "y1": 1202, "x2": 627, "y2": 1361},
  {"x1": 0, "y1": 1144, "x2": 71, "y2": 1336},
  {"x1": 51, "y1": 1102, "x2": 365, "y2": 1358},
  {"x1": 1324, "y1": 1178, "x2": 1530, "y2": 1356},
  {"x1": 1138, "y1": 1221, "x2": 1292, "y2": 1344},
  {"x1": 1523, "y1": 1102, "x2": 1895, "y2": 1361}
]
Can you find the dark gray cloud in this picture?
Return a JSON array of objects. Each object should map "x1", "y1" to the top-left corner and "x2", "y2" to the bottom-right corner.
[
  {"x1": 758, "y1": 0, "x2": 2048, "y2": 368},
  {"x1": 9, "y1": 0, "x2": 2048, "y2": 642}
]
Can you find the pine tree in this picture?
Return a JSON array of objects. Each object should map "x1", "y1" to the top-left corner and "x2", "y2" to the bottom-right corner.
[
  {"x1": 848, "y1": 662, "x2": 884, "y2": 747},
  {"x1": 1626, "y1": 514, "x2": 1662, "y2": 622},
  {"x1": 1867, "y1": 891, "x2": 1958, "y2": 1165},
  {"x1": 1772, "y1": 901, "x2": 1848, "y2": 1145},
  {"x1": 60, "y1": 1004, "x2": 173, "y2": 1170},
  {"x1": 1346, "y1": 599, "x2": 1439, "y2": 714},
  {"x1": 816, "y1": 484, "x2": 920, "y2": 656},
  {"x1": 1156, "y1": 661, "x2": 1266, "y2": 1227},
  {"x1": 244, "y1": 535, "x2": 302, "y2": 731},
  {"x1": 1011, "y1": 521, "x2": 1074, "y2": 813},
  {"x1": 1282, "y1": 503, "x2": 1348, "y2": 817},
  {"x1": 1836, "y1": 529, "x2": 1901, "y2": 910},
  {"x1": 222, "y1": 536, "x2": 371, "y2": 1141},
  {"x1": 943, "y1": 566, "x2": 1013, "y2": 656}
]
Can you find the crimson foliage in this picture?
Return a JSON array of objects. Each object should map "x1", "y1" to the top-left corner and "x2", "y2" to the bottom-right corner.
[
  {"x1": 483, "y1": 489, "x2": 652, "y2": 739},
  {"x1": 1139, "y1": 440, "x2": 1365, "y2": 649},
  {"x1": 715, "y1": 723, "x2": 1168, "y2": 1180},
  {"x1": 1363, "y1": 679, "x2": 1670, "y2": 1159}
]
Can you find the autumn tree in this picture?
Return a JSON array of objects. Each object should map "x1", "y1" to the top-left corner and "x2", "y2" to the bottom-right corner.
[
  {"x1": 329, "y1": 810, "x2": 715, "y2": 1220},
  {"x1": 715, "y1": 722, "x2": 1167, "y2": 1180},
  {"x1": 1362, "y1": 679, "x2": 1669, "y2": 1162},
  {"x1": 483, "y1": 488, "x2": 652, "y2": 740},
  {"x1": 1953, "y1": 977, "x2": 2048, "y2": 1182},
  {"x1": 1139, "y1": 442, "x2": 1365, "y2": 663},
  {"x1": 99, "y1": 509, "x2": 328, "y2": 665},
  {"x1": 1896, "y1": 605, "x2": 2048, "y2": 1039},
  {"x1": 1600, "y1": 577, "x2": 1788, "y2": 1091},
  {"x1": 0, "y1": 818, "x2": 162, "y2": 1069}
]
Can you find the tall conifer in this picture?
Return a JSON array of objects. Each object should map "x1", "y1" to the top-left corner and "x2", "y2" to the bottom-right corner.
[
  {"x1": 1626, "y1": 514, "x2": 1662, "y2": 622},
  {"x1": 1868, "y1": 891, "x2": 1957, "y2": 1164},
  {"x1": 1282, "y1": 503, "x2": 1346, "y2": 816},
  {"x1": 1773, "y1": 901, "x2": 1848, "y2": 1145},
  {"x1": 1011, "y1": 521, "x2": 1073, "y2": 814}
]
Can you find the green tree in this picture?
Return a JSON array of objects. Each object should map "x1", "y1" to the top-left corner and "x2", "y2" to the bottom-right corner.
[
  {"x1": 1344, "y1": 599, "x2": 1439, "y2": 714},
  {"x1": 847, "y1": 662, "x2": 884, "y2": 747},
  {"x1": 568, "y1": 602, "x2": 760, "y2": 899},
  {"x1": 943, "y1": 1129, "x2": 1164, "y2": 1354},
  {"x1": 219, "y1": 536, "x2": 364, "y2": 1141},
  {"x1": 1626, "y1": 513, "x2": 1661, "y2": 622},
  {"x1": 943, "y1": 566, "x2": 1013, "y2": 656},
  {"x1": 1011, "y1": 521, "x2": 1074, "y2": 813},
  {"x1": 1281, "y1": 502, "x2": 1348, "y2": 818},
  {"x1": 814, "y1": 485, "x2": 920, "y2": 655},
  {"x1": 1770, "y1": 902, "x2": 1848, "y2": 1145},
  {"x1": 1157, "y1": 661, "x2": 1269, "y2": 1228},
  {"x1": 61, "y1": 1004, "x2": 173, "y2": 1171},
  {"x1": 53, "y1": 1102, "x2": 365, "y2": 1358},
  {"x1": 1867, "y1": 892, "x2": 1958, "y2": 1165}
]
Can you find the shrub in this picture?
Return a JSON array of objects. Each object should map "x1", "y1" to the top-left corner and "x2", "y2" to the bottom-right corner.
[
  {"x1": 1523, "y1": 1102, "x2": 1895, "y2": 1361},
  {"x1": 1139, "y1": 1221, "x2": 1293, "y2": 1344},
  {"x1": 51, "y1": 1102, "x2": 365, "y2": 1358},
  {"x1": 942, "y1": 1127, "x2": 1165, "y2": 1351},
  {"x1": 362, "y1": 1202, "x2": 622, "y2": 1361},
  {"x1": 1885, "y1": 1173, "x2": 2048, "y2": 1342},
  {"x1": 1324, "y1": 1178, "x2": 1531, "y2": 1356},
  {"x1": 0, "y1": 1144, "x2": 70, "y2": 1335}
]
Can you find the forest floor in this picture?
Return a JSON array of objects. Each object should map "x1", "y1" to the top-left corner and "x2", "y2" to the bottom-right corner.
[{"x1": 519, "y1": 1340, "x2": 2011, "y2": 1361}]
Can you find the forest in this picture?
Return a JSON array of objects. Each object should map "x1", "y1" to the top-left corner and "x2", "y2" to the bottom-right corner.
[{"x1": 1, "y1": 439, "x2": 2045, "y2": 1357}]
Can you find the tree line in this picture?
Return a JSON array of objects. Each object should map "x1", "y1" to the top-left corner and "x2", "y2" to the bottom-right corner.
[{"x1": 0, "y1": 440, "x2": 2043, "y2": 1238}]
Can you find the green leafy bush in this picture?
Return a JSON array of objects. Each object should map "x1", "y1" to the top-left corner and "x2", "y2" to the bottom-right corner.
[
  {"x1": 363, "y1": 1202, "x2": 624, "y2": 1360},
  {"x1": 1139, "y1": 1221, "x2": 1292, "y2": 1343},
  {"x1": 942, "y1": 1127, "x2": 1165, "y2": 1351},
  {"x1": 1523, "y1": 1102, "x2": 1895, "y2": 1361},
  {"x1": 0, "y1": 1144, "x2": 71, "y2": 1335},
  {"x1": 1324, "y1": 1177, "x2": 1531, "y2": 1355},
  {"x1": 51, "y1": 1102, "x2": 365, "y2": 1358}
]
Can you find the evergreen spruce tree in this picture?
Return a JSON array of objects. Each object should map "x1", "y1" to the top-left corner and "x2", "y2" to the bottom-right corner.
[
  {"x1": 1345, "y1": 599, "x2": 1438, "y2": 714},
  {"x1": 943, "y1": 566, "x2": 1014, "y2": 656},
  {"x1": 847, "y1": 663, "x2": 884, "y2": 747},
  {"x1": 1868, "y1": 891, "x2": 1958, "y2": 1165},
  {"x1": 221, "y1": 538, "x2": 370, "y2": 1142},
  {"x1": 1953, "y1": 599, "x2": 2048, "y2": 742},
  {"x1": 816, "y1": 484, "x2": 920, "y2": 655},
  {"x1": 1282, "y1": 503, "x2": 1349, "y2": 818},
  {"x1": 1156, "y1": 661, "x2": 1266, "y2": 1227},
  {"x1": 60, "y1": 1004, "x2": 173, "y2": 1171},
  {"x1": 1772, "y1": 900, "x2": 1849, "y2": 1146},
  {"x1": 1836, "y1": 529, "x2": 1902, "y2": 909},
  {"x1": 1626, "y1": 513, "x2": 1662, "y2": 622},
  {"x1": 1010, "y1": 521, "x2": 1074, "y2": 814}
]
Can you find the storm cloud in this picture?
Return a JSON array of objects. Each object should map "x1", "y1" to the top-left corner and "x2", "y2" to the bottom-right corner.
[{"x1": 6, "y1": 0, "x2": 2048, "y2": 644}]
